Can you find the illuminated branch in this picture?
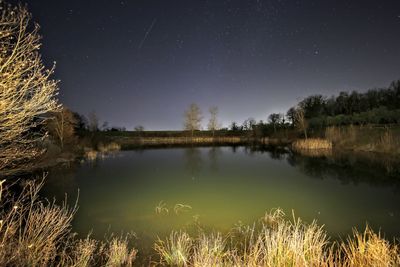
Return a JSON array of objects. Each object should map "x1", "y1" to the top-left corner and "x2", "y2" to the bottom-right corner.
[{"x1": 0, "y1": 3, "x2": 59, "y2": 171}]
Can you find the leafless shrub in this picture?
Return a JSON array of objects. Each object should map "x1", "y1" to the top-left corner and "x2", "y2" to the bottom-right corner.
[{"x1": 0, "y1": 2, "x2": 60, "y2": 171}]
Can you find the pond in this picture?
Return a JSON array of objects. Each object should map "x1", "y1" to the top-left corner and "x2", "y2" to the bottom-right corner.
[{"x1": 41, "y1": 146, "x2": 400, "y2": 248}]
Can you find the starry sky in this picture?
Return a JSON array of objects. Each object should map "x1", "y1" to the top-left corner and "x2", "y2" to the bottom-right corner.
[{"x1": 19, "y1": 0, "x2": 400, "y2": 130}]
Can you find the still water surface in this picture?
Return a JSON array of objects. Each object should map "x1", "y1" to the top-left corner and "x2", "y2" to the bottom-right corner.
[{"x1": 42, "y1": 146, "x2": 400, "y2": 243}]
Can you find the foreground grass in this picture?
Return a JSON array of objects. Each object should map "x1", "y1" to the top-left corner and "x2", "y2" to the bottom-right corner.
[
  {"x1": 0, "y1": 179, "x2": 137, "y2": 266},
  {"x1": 1, "y1": 180, "x2": 399, "y2": 266},
  {"x1": 155, "y1": 210, "x2": 400, "y2": 267}
]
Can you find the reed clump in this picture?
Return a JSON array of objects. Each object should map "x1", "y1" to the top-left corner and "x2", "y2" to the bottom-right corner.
[
  {"x1": 85, "y1": 149, "x2": 99, "y2": 161},
  {"x1": 292, "y1": 138, "x2": 333, "y2": 151},
  {"x1": 97, "y1": 142, "x2": 121, "y2": 153},
  {"x1": 154, "y1": 231, "x2": 193, "y2": 266},
  {"x1": 154, "y1": 209, "x2": 400, "y2": 267},
  {"x1": 1, "y1": 179, "x2": 399, "y2": 266},
  {"x1": 105, "y1": 235, "x2": 137, "y2": 267},
  {"x1": 340, "y1": 226, "x2": 400, "y2": 267},
  {"x1": 84, "y1": 142, "x2": 121, "y2": 161},
  {"x1": 376, "y1": 129, "x2": 399, "y2": 153},
  {"x1": 0, "y1": 179, "x2": 137, "y2": 267}
]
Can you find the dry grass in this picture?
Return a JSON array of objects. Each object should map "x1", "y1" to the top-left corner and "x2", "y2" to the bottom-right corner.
[
  {"x1": 292, "y1": 138, "x2": 333, "y2": 151},
  {"x1": 105, "y1": 235, "x2": 137, "y2": 267},
  {"x1": 136, "y1": 136, "x2": 243, "y2": 145},
  {"x1": 1, "y1": 179, "x2": 399, "y2": 266},
  {"x1": 0, "y1": 178, "x2": 137, "y2": 267},
  {"x1": 325, "y1": 125, "x2": 400, "y2": 155},
  {"x1": 155, "y1": 200, "x2": 169, "y2": 215},
  {"x1": 98, "y1": 142, "x2": 121, "y2": 153},
  {"x1": 154, "y1": 231, "x2": 193, "y2": 266},
  {"x1": 70, "y1": 236, "x2": 98, "y2": 267},
  {"x1": 376, "y1": 129, "x2": 398, "y2": 153},
  {"x1": 340, "y1": 225, "x2": 400, "y2": 267},
  {"x1": 84, "y1": 142, "x2": 121, "y2": 161},
  {"x1": 174, "y1": 204, "x2": 192, "y2": 215},
  {"x1": 192, "y1": 233, "x2": 229, "y2": 266},
  {"x1": 0, "y1": 179, "x2": 76, "y2": 266},
  {"x1": 325, "y1": 126, "x2": 342, "y2": 144},
  {"x1": 231, "y1": 209, "x2": 330, "y2": 267},
  {"x1": 85, "y1": 149, "x2": 99, "y2": 161},
  {"x1": 154, "y1": 209, "x2": 400, "y2": 267}
]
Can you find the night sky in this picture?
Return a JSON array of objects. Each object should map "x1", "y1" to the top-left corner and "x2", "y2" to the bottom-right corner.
[{"x1": 20, "y1": 0, "x2": 400, "y2": 130}]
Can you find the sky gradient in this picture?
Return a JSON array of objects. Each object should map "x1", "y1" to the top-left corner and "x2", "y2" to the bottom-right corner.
[{"x1": 20, "y1": 0, "x2": 400, "y2": 130}]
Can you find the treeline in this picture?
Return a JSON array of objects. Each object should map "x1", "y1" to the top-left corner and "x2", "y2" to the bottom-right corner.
[
  {"x1": 60, "y1": 79, "x2": 400, "y2": 143},
  {"x1": 294, "y1": 80, "x2": 400, "y2": 128}
]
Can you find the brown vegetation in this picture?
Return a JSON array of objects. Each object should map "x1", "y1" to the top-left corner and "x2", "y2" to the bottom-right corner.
[
  {"x1": 154, "y1": 209, "x2": 400, "y2": 267},
  {"x1": 1, "y1": 179, "x2": 399, "y2": 266},
  {"x1": 0, "y1": 179, "x2": 137, "y2": 266},
  {"x1": 46, "y1": 107, "x2": 77, "y2": 149},
  {"x1": 294, "y1": 107, "x2": 308, "y2": 139},
  {"x1": 325, "y1": 125, "x2": 400, "y2": 154},
  {"x1": 0, "y1": 3, "x2": 59, "y2": 171},
  {"x1": 292, "y1": 138, "x2": 333, "y2": 151},
  {"x1": 184, "y1": 103, "x2": 203, "y2": 138}
]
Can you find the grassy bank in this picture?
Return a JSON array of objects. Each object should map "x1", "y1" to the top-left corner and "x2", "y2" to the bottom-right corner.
[
  {"x1": 88, "y1": 124, "x2": 400, "y2": 155},
  {"x1": 292, "y1": 138, "x2": 333, "y2": 151},
  {"x1": 111, "y1": 136, "x2": 246, "y2": 147},
  {"x1": 1, "y1": 179, "x2": 399, "y2": 266},
  {"x1": 14, "y1": 124, "x2": 398, "y2": 177},
  {"x1": 324, "y1": 125, "x2": 400, "y2": 154}
]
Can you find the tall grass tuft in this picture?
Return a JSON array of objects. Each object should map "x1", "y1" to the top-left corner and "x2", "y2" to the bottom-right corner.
[
  {"x1": 105, "y1": 235, "x2": 137, "y2": 267},
  {"x1": 292, "y1": 138, "x2": 333, "y2": 151},
  {"x1": 377, "y1": 128, "x2": 396, "y2": 153},
  {"x1": 192, "y1": 233, "x2": 228, "y2": 266},
  {"x1": 71, "y1": 236, "x2": 98, "y2": 267},
  {"x1": 0, "y1": 179, "x2": 77, "y2": 266},
  {"x1": 153, "y1": 210, "x2": 400, "y2": 266},
  {"x1": 231, "y1": 210, "x2": 330, "y2": 266},
  {"x1": 154, "y1": 209, "x2": 332, "y2": 266},
  {"x1": 97, "y1": 142, "x2": 121, "y2": 153},
  {"x1": 340, "y1": 225, "x2": 400, "y2": 267},
  {"x1": 154, "y1": 231, "x2": 193, "y2": 266},
  {"x1": 0, "y1": 179, "x2": 137, "y2": 266}
]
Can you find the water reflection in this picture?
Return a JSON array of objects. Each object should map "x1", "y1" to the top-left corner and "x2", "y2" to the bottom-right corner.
[
  {"x1": 250, "y1": 145, "x2": 400, "y2": 190},
  {"x1": 208, "y1": 147, "x2": 222, "y2": 171},
  {"x1": 36, "y1": 145, "x2": 400, "y2": 245},
  {"x1": 184, "y1": 147, "x2": 203, "y2": 176}
]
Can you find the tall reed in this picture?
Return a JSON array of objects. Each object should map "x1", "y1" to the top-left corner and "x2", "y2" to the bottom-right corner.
[
  {"x1": 292, "y1": 138, "x2": 333, "y2": 151},
  {"x1": 0, "y1": 179, "x2": 137, "y2": 266},
  {"x1": 154, "y1": 209, "x2": 400, "y2": 267}
]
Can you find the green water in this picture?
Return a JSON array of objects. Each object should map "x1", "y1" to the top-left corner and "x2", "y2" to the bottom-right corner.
[{"x1": 42, "y1": 146, "x2": 400, "y2": 244}]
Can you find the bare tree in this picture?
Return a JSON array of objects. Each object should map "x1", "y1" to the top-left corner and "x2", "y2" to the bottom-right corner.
[
  {"x1": 286, "y1": 107, "x2": 296, "y2": 127},
  {"x1": 207, "y1": 106, "x2": 219, "y2": 137},
  {"x1": 88, "y1": 111, "x2": 99, "y2": 132},
  {"x1": 134, "y1": 125, "x2": 144, "y2": 132},
  {"x1": 230, "y1": 121, "x2": 239, "y2": 131},
  {"x1": 295, "y1": 107, "x2": 308, "y2": 139},
  {"x1": 46, "y1": 108, "x2": 77, "y2": 149},
  {"x1": 184, "y1": 103, "x2": 202, "y2": 137},
  {"x1": 242, "y1": 117, "x2": 256, "y2": 131},
  {"x1": 0, "y1": 3, "x2": 59, "y2": 171},
  {"x1": 134, "y1": 125, "x2": 144, "y2": 137},
  {"x1": 268, "y1": 113, "x2": 283, "y2": 133}
]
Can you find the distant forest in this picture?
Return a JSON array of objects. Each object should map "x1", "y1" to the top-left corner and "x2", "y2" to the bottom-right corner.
[
  {"x1": 70, "y1": 80, "x2": 400, "y2": 135},
  {"x1": 290, "y1": 80, "x2": 400, "y2": 128}
]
